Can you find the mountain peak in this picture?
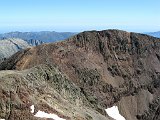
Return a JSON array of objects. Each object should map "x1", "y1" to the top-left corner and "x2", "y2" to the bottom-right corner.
[{"x1": 1, "y1": 29, "x2": 160, "y2": 70}]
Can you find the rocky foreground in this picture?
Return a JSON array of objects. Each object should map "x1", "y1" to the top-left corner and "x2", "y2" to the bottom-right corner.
[{"x1": 0, "y1": 30, "x2": 160, "y2": 120}]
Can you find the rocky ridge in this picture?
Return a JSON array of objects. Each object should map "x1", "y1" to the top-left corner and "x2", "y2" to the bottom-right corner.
[{"x1": 0, "y1": 64, "x2": 110, "y2": 120}]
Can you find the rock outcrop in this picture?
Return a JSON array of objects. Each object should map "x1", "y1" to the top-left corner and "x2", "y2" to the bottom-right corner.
[
  {"x1": 0, "y1": 29, "x2": 160, "y2": 120},
  {"x1": 26, "y1": 39, "x2": 44, "y2": 46}
]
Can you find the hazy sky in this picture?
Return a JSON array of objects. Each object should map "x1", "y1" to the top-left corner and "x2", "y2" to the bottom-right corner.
[{"x1": 0, "y1": 0, "x2": 160, "y2": 33}]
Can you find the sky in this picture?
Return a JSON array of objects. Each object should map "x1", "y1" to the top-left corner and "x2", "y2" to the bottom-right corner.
[{"x1": 0, "y1": 0, "x2": 160, "y2": 33}]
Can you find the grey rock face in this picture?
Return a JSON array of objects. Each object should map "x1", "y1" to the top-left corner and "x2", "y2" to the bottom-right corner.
[{"x1": 0, "y1": 38, "x2": 31, "y2": 61}]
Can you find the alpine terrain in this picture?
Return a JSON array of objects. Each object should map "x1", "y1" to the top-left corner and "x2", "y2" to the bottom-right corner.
[{"x1": 0, "y1": 29, "x2": 160, "y2": 120}]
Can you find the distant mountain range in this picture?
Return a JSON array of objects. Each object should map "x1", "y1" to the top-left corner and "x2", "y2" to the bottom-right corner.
[
  {"x1": 0, "y1": 31, "x2": 76, "y2": 44},
  {"x1": 145, "y1": 31, "x2": 160, "y2": 38}
]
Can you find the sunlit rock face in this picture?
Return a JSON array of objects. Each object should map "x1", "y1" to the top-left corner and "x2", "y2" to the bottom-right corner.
[
  {"x1": 0, "y1": 30, "x2": 160, "y2": 120},
  {"x1": 0, "y1": 38, "x2": 31, "y2": 61}
]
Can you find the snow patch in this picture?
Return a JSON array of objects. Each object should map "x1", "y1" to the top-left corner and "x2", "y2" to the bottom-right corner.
[
  {"x1": 30, "y1": 105, "x2": 65, "y2": 120},
  {"x1": 105, "y1": 106, "x2": 126, "y2": 120},
  {"x1": 34, "y1": 111, "x2": 66, "y2": 120},
  {"x1": 30, "y1": 105, "x2": 34, "y2": 113}
]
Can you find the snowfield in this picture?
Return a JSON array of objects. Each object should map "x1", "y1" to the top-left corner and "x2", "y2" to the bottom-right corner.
[
  {"x1": 30, "y1": 105, "x2": 66, "y2": 120},
  {"x1": 105, "y1": 106, "x2": 126, "y2": 120}
]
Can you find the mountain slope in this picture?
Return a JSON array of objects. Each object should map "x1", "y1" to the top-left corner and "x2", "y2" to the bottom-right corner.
[
  {"x1": 0, "y1": 31, "x2": 76, "y2": 43},
  {"x1": 0, "y1": 38, "x2": 31, "y2": 62},
  {"x1": 0, "y1": 29, "x2": 160, "y2": 120}
]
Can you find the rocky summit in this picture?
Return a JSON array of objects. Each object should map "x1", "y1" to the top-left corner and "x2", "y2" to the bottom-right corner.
[{"x1": 0, "y1": 29, "x2": 160, "y2": 120}]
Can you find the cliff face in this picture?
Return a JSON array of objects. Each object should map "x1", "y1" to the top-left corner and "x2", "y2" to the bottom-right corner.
[{"x1": 0, "y1": 29, "x2": 160, "y2": 120}]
